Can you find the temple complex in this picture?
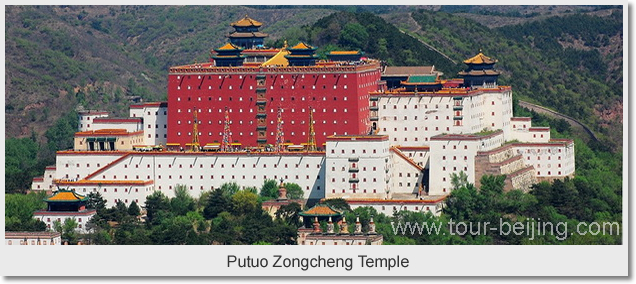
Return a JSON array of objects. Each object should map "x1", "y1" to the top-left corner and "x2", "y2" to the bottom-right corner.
[{"x1": 30, "y1": 15, "x2": 575, "y2": 231}]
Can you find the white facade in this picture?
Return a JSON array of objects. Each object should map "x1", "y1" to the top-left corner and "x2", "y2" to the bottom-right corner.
[
  {"x1": 31, "y1": 166, "x2": 56, "y2": 191},
  {"x1": 130, "y1": 103, "x2": 169, "y2": 146},
  {"x1": 33, "y1": 210, "x2": 96, "y2": 234},
  {"x1": 91, "y1": 118, "x2": 142, "y2": 133},
  {"x1": 389, "y1": 147, "x2": 424, "y2": 196},
  {"x1": 78, "y1": 111, "x2": 109, "y2": 132},
  {"x1": 5, "y1": 232, "x2": 61, "y2": 245},
  {"x1": 348, "y1": 200, "x2": 444, "y2": 217},
  {"x1": 32, "y1": 83, "x2": 576, "y2": 215},
  {"x1": 511, "y1": 140, "x2": 575, "y2": 180},
  {"x1": 429, "y1": 131, "x2": 505, "y2": 196},
  {"x1": 51, "y1": 151, "x2": 325, "y2": 206},
  {"x1": 325, "y1": 136, "x2": 391, "y2": 199},
  {"x1": 372, "y1": 87, "x2": 514, "y2": 147}
]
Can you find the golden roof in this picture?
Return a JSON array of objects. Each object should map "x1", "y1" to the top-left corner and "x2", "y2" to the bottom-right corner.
[
  {"x1": 290, "y1": 42, "x2": 315, "y2": 50},
  {"x1": 45, "y1": 190, "x2": 87, "y2": 202},
  {"x1": 231, "y1": 15, "x2": 263, "y2": 27},
  {"x1": 464, "y1": 52, "x2": 497, "y2": 64},
  {"x1": 261, "y1": 45, "x2": 290, "y2": 67},
  {"x1": 299, "y1": 204, "x2": 341, "y2": 217},
  {"x1": 216, "y1": 42, "x2": 242, "y2": 51},
  {"x1": 328, "y1": 51, "x2": 360, "y2": 55}
]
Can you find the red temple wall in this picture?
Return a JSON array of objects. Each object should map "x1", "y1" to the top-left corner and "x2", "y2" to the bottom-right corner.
[{"x1": 167, "y1": 67, "x2": 380, "y2": 148}]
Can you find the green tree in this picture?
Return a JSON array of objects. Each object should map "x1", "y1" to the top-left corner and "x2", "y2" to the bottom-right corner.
[
  {"x1": 170, "y1": 185, "x2": 195, "y2": 216},
  {"x1": 450, "y1": 171, "x2": 469, "y2": 190},
  {"x1": 285, "y1": 183, "x2": 304, "y2": 199},
  {"x1": 275, "y1": 202, "x2": 302, "y2": 227},
  {"x1": 203, "y1": 188, "x2": 231, "y2": 220},
  {"x1": 53, "y1": 218, "x2": 79, "y2": 244},
  {"x1": 86, "y1": 192, "x2": 107, "y2": 212},
  {"x1": 232, "y1": 190, "x2": 260, "y2": 215},
  {"x1": 5, "y1": 192, "x2": 47, "y2": 231},
  {"x1": 5, "y1": 138, "x2": 40, "y2": 192},
  {"x1": 260, "y1": 179, "x2": 279, "y2": 200},
  {"x1": 339, "y1": 22, "x2": 369, "y2": 49},
  {"x1": 210, "y1": 212, "x2": 239, "y2": 245},
  {"x1": 144, "y1": 191, "x2": 170, "y2": 225},
  {"x1": 219, "y1": 182, "x2": 240, "y2": 197},
  {"x1": 127, "y1": 200, "x2": 141, "y2": 216}
]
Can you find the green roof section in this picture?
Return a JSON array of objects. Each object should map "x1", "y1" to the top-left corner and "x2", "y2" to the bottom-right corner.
[{"x1": 407, "y1": 75, "x2": 438, "y2": 83}]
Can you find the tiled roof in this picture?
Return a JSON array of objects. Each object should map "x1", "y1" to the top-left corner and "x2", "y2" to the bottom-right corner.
[
  {"x1": 261, "y1": 48, "x2": 290, "y2": 67},
  {"x1": 458, "y1": 69, "x2": 501, "y2": 76},
  {"x1": 45, "y1": 190, "x2": 87, "y2": 202},
  {"x1": 216, "y1": 43, "x2": 243, "y2": 51},
  {"x1": 328, "y1": 51, "x2": 361, "y2": 55},
  {"x1": 289, "y1": 42, "x2": 315, "y2": 50},
  {"x1": 299, "y1": 204, "x2": 341, "y2": 217},
  {"x1": 463, "y1": 52, "x2": 497, "y2": 64},
  {"x1": 231, "y1": 15, "x2": 263, "y2": 27}
]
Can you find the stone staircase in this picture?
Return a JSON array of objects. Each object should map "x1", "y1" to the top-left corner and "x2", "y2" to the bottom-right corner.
[{"x1": 475, "y1": 145, "x2": 536, "y2": 192}]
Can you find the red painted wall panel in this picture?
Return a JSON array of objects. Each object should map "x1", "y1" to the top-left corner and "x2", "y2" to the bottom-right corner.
[{"x1": 167, "y1": 66, "x2": 381, "y2": 148}]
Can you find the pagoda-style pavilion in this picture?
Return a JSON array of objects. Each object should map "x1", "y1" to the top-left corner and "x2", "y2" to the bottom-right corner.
[
  {"x1": 211, "y1": 43, "x2": 246, "y2": 67},
  {"x1": 458, "y1": 51, "x2": 501, "y2": 88},
  {"x1": 33, "y1": 189, "x2": 96, "y2": 233},
  {"x1": 298, "y1": 203, "x2": 342, "y2": 228},
  {"x1": 284, "y1": 42, "x2": 318, "y2": 66},
  {"x1": 228, "y1": 15, "x2": 268, "y2": 49},
  {"x1": 43, "y1": 189, "x2": 89, "y2": 211}
]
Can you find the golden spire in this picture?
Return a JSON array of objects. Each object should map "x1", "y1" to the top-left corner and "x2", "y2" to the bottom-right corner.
[
  {"x1": 191, "y1": 107, "x2": 200, "y2": 152},
  {"x1": 307, "y1": 107, "x2": 317, "y2": 152}
]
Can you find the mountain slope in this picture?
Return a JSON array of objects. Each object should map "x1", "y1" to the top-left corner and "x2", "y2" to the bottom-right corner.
[{"x1": 5, "y1": 5, "x2": 337, "y2": 140}]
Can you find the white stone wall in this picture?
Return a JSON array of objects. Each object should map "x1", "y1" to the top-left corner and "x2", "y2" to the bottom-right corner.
[
  {"x1": 390, "y1": 149, "x2": 423, "y2": 196},
  {"x1": 69, "y1": 153, "x2": 325, "y2": 201},
  {"x1": 5, "y1": 235, "x2": 61, "y2": 245},
  {"x1": 376, "y1": 96, "x2": 460, "y2": 146},
  {"x1": 349, "y1": 202, "x2": 443, "y2": 217},
  {"x1": 429, "y1": 131, "x2": 504, "y2": 195},
  {"x1": 374, "y1": 89, "x2": 513, "y2": 147},
  {"x1": 512, "y1": 142, "x2": 575, "y2": 179},
  {"x1": 91, "y1": 121, "x2": 141, "y2": 133},
  {"x1": 140, "y1": 105, "x2": 169, "y2": 146},
  {"x1": 511, "y1": 127, "x2": 551, "y2": 143},
  {"x1": 56, "y1": 153, "x2": 124, "y2": 181},
  {"x1": 31, "y1": 167, "x2": 56, "y2": 191},
  {"x1": 34, "y1": 212, "x2": 96, "y2": 234},
  {"x1": 78, "y1": 112, "x2": 109, "y2": 132},
  {"x1": 325, "y1": 137, "x2": 390, "y2": 199}
]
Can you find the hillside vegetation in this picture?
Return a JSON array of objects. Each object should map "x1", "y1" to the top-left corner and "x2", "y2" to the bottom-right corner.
[{"x1": 383, "y1": 9, "x2": 623, "y2": 150}]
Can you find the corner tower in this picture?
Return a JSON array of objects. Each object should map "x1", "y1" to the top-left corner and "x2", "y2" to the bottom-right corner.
[
  {"x1": 458, "y1": 51, "x2": 501, "y2": 88},
  {"x1": 228, "y1": 15, "x2": 268, "y2": 49}
]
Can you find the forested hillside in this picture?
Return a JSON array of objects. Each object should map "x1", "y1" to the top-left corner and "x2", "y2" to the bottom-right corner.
[
  {"x1": 5, "y1": 5, "x2": 336, "y2": 140},
  {"x1": 382, "y1": 9, "x2": 623, "y2": 150}
]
